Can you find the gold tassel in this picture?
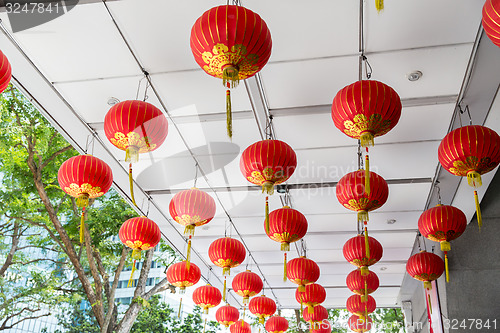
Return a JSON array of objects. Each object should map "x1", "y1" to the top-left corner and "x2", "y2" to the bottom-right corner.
[
  {"x1": 178, "y1": 297, "x2": 182, "y2": 318},
  {"x1": 242, "y1": 308, "x2": 246, "y2": 326},
  {"x1": 445, "y1": 252, "x2": 450, "y2": 283},
  {"x1": 474, "y1": 190, "x2": 482, "y2": 230},
  {"x1": 375, "y1": 0, "x2": 384, "y2": 12},
  {"x1": 363, "y1": 280, "x2": 368, "y2": 302},
  {"x1": 283, "y1": 252, "x2": 288, "y2": 282},
  {"x1": 365, "y1": 154, "x2": 370, "y2": 195},
  {"x1": 265, "y1": 196, "x2": 270, "y2": 234},
  {"x1": 281, "y1": 242, "x2": 290, "y2": 252},
  {"x1": 80, "y1": 208, "x2": 85, "y2": 244},
  {"x1": 132, "y1": 249, "x2": 142, "y2": 260},
  {"x1": 360, "y1": 266, "x2": 369, "y2": 276},
  {"x1": 262, "y1": 182, "x2": 274, "y2": 195},
  {"x1": 223, "y1": 267, "x2": 231, "y2": 276},
  {"x1": 129, "y1": 163, "x2": 137, "y2": 207},
  {"x1": 186, "y1": 236, "x2": 192, "y2": 270},
  {"x1": 424, "y1": 281, "x2": 432, "y2": 290},
  {"x1": 259, "y1": 317, "x2": 265, "y2": 324},
  {"x1": 184, "y1": 225, "x2": 195, "y2": 236},
  {"x1": 226, "y1": 89, "x2": 232, "y2": 139},
  {"x1": 360, "y1": 132, "x2": 374, "y2": 147},
  {"x1": 364, "y1": 225, "x2": 370, "y2": 259},
  {"x1": 127, "y1": 259, "x2": 136, "y2": 288},
  {"x1": 203, "y1": 318, "x2": 207, "y2": 333},
  {"x1": 357, "y1": 211, "x2": 369, "y2": 223},
  {"x1": 223, "y1": 276, "x2": 227, "y2": 302},
  {"x1": 467, "y1": 171, "x2": 482, "y2": 188},
  {"x1": 298, "y1": 285, "x2": 305, "y2": 292},
  {"x1": 428, "y1": 294, "x2": 432, "y2": 314},
  {"x1": 440, "y1": 241, "x2": 451, "y2": 252},
  {"x1": 204, "y1": 308, "x2": 209, "y2": 315},
  {"x1": 300, "y1": 302, "x2": 303, "y2": 315},
  {"x1": 125, "y1": 146, "x2": 139, "y2": 163},
  {"x1": 180, "y1": 287, "x2": 186, "y2": 295},
  {"x1": 76, "y1": 193, "x2": 89, "y2": 208},
  {"x1": 243, "y1": 296, "x2": 249, "y2": 305},
  {"x1": 307, "y1": 304, "x2": 313, "y2": 314}
]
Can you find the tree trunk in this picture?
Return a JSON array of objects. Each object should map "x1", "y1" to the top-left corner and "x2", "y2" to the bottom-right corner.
[
  {"x1": 295, "y1": 309, "x2": 304, "y2": 333},
  {"x1": 0, "y1": 221, "x2": 20, "y2": 277}
]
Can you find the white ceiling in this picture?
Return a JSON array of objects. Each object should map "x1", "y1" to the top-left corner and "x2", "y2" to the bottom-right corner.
[{"x1": 0, "y1": 0, "x2": 494, "y2": 312}]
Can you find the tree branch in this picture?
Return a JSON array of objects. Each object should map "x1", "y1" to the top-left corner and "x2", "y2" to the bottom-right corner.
[
  {"x1": 41, "y1": 144, "x2": 73, "y2": 170},
  {"x1": 0, "y1": 220, "x2": 20, "y2": 277}
]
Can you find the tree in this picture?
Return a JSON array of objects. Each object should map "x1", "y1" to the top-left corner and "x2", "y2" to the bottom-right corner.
[
  {"x1": 370, "y1": 308, "x2": 405, "y2": 333},
  {"x1": 0, "y1": 86, "x2": 175, "y2": 332}
]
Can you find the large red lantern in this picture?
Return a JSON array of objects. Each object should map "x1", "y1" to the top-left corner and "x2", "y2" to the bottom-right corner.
[
  {"x1": 438, "y1": 125, "x2": 500, "y2": 228},
  {"x1": 230, "y1": 320, "x2": 251, "y2": 333},
  {"x1": 483, "y1": 0, "x2": 500, "y2": 47},
  {"x1": 303, "y1": 305, "x2": 328, "y2": 329},
  {"x1": 166, "y1": 261, "x2": 201, "y2": 317},
  {"x1": 265, "y1": 316, "x2": 289, "y2": 333},
  {"x1": 348, "y1": 315, "x2": 373, "y2": 332},
  {"x1": 0, "y1": 50, "x2": 12, "y2": 94},
  {"x1": 406, "y1": 251, "x2": 444, "y2": 291},
  {"x1": 346, "y1": 295, "x2": 376, "y2": 318},
  {"x1": 249, "y1": 295, "x2": 276, "y2": 324},
  {"x1": 295, "y1": 283, "x2": 327, "y2": 314},
  {"x1": 286, "y1": 257, "x2": 320, "y2": 291},
  {"x1": 169, "y1": 188, "x2": 216, "y2": 269},
  {"x1": 343, "y1": 235, "x2": 383, "y2": 276},
  {"x1": 216, "y1": 304, "x2": 240, "y2": 328},
  {"x1": 346, "y1": 269, "x2": 379, "y2": 301},
  {"x1": 418, "y1": 205, "x2": 467, "y2": 282},
  {"x1": 208, "y1": 237, "x2": 246, "y2": 301},
  {"x1": 232, "y1": 270, "x2": 263, "y2": 305},
  {"x1": 190, "y1": 5, "x2": 272, "y2": 138},
  {"x1": 58, "y1": 155, "x2": 113, "y2": 243},
  {"x1": 192, "y1": 285, "x2": 222, "y2": 314}
]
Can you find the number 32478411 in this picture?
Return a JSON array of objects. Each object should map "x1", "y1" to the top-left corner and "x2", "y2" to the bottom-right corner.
[
  {"x1": 5, "y1": 2, "x2": 63, "y2": 14},
  {"x1": 443, "y1": 319, "x2": 497, "y2": 330}
]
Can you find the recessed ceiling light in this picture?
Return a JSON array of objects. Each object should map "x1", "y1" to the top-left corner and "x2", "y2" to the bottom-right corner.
[
  {"x1": 107, "y1": 97, "x2": 120, "y2": 106},
  {"x1": 407, "y1": 70, "x2": 423, "y2": 82},
  {"x1": 380, "y1": 267, "x2": 388, "y2": 271},
  {"x1": 387, "y1": 219, "x2": 396, "y2": 224}
]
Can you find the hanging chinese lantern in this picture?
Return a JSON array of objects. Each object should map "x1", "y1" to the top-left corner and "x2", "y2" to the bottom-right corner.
[
  {"x1": 265, "y1": 316, "x2": 289, "y2": 333},
  {"x1": 58, "y1": 155, "x2": 113, "y2": 243},
  {"x1": 267, "y1": 207, "x2": 308, "y2": 280},
  {"x1": 169, "y1": 188, "x2": 216, "y2": 269},
  {"x1": 230, "y1": 320, "x2": 251, "y2": 333},
  {"x1": 192, "y1": 285, "x2": 222, "y2": 314},
  {"x1": 0, "y1": 50, "x2": 12, "y2": 94},
  {"x1": 483, "y1": 0, "x2": 500, "y2": 47},
  {"x1": 208, "y1": 237, "x2": 246, "y2": 301},
  {"x1": 216, "y1": 304, "x2": 240, "y2": 328},
  {"x1": 438, "y1": 125, "x2": 500, "y2": 229},
  {"x1": 346, "y1": 269, "x2": 379, "y2": 302},
  {"x1": 343, "y1": 235, "x2": 383, "y2": 276},
  {"x1": 119, "y1": 216, "x2": 161, "y2": 287},
  {"x1": 332, "y1": 80, "x2": 401, "y2": 193},
  {"x1": 166, "y1": 261, "x2": 201, "y2": 317},
  {"x1": 295, "y1": 283, "x2": 327, "y2": 314},
  {"x1": 406, "y1": 251, "x2": 444, "y2": 291},
  {"x1": 286, "y1": 257, "x2": 320, "y2": 291},
  {"x1": 337, "y1": 170, "x2": 388, "y2": 257},
  {"x1": 190, "y1": 5, "x2": 272, "y2": 138},
  {"x1": 348, "y1": 315, "x2": 373, "y2": 333},
  {"x1": 104, "y1": 100, "x2": 168, "y2": 206},
  {"x1": 302, "y1": 305, "x2": 328, "y2": 330},
  {"x1": 346, "y1": 294, "x2": 376, "y2": 318},
  {"x1": 232, "y1": 270, "x2": 263, "y2": 305},
  {"x1": 249, "y1": 295, "x2": 276, "y2": 324},
  {"x1": 418, "y1": 204, "x2": 467, "y2": 283}
]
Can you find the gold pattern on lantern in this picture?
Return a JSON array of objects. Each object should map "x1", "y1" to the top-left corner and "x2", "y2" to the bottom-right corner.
[
  {"x1": 214, "y1": 258, "x2": 240, "y2": 268},
  {"x1": 345, "y1": 198, "x2": 380, "y2": 211},
  {"x1": 64, "y1": 183, "x2": 104, "y2": 198},
  {"x1": 174, "y1": 214, "x2": 208, "y2": 227},
  {"x1": 110, "y1": 132, "x2": 157, "y2": 153},
  {"x1": 269, "y1": 232, "x2": 300, "y2": 243},
  {"x1": 202, "y1": 44, "x2": 260, "y2": 79},
  {"x1": 449, "y1": 156, "x2": 495, "y2": 176},
  {"x1": 343, "y1": 114, "x2": 393, "y2": 139},
  {"x1": 125, "y1": 240, "x2": 152, "y2": 251},
  {"x1": 247, "y1": 168, "x2": 286, "y2": 186}
]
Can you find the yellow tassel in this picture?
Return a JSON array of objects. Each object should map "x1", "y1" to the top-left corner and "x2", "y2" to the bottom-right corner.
[
  {"x1": 223, "y1": 267, "x2": 231, "y2": 276},
  {"x1": 76, "y1": 193, "x2": 89, "y2": 208},
  {"x1": 184, "y1": 225, "x2": 195, "y2": 236},
  {"x1": 259, "y1": 317, "x2": 265, "y2": 324},
  {"x1": 364, "y1": 280, "x2": 368, "y2": 302},
  {"x1": 226, "y1": 89, "x2": 232, "y2": 139},
  {"x1": 179, "y1": 287, "x2": 186, "y2": 295},
  {"x1": 203, "y1": 318, "x2": 207, "y2": 333},
  {"x1": 307, "y1": 304, "x2": 313, "y2": 314},
  {"x1": 178, "y1": 297, "x2": 182, "y2": 318},
  {"x1": 131, "y1": 249, "x2": 142, "y2": 260},
  {"x1": 242, "y1": 308, "x2": 246, "y2": 326},
  {"x1": 441, "y1": 241, "x2": 451, "y2": 252},
  {"x1": 445, "y1": 252, "x2": 450, "y2": 283},
  {"x1": 300, "y1": 302, "x2": 303, "y2": 315},
  {"x1": 424, "y1": 281, "x2": 432, "y2": 290},
  {"x1": 222, "y1": 65, "x2": 240, "y2": 88},
  {"x1": 265, "y1": 196, "x2": 270, "y2": 234},
  {"x1": 127, "y1": 260, "x2": 136, "y2": 288},
  {"x1": 467, "y1": 171, "x2": 482, "y2": 188},
  {"x1": 243, "y1": 296, "x2": 249, "y2": 305},
  {"x1": 281, "y1": 242, "x2": 290, "y2": 252},
  {"x1": 360, "y1": 132, "x2": 374, "y2": 147},
  {"x1": 364, "y1": 226, "x2": 370, "y2": 259},
  {"x1": 360, "y1": 266, "x2": 369, "y2": 276},
  {"x1": 284, "y1": 253, "x2": 288, "y2": 282},
  {"x1": 428, "y1": 294, "x2": 432, "y2": 314},
  {"x1": 357, "y1": 211, "x2": 369, "y2": 223},
  {"x1": 365, "y1": 155, "x2": 370, "y2": 195},
  {"x1": 125, "y1": 146, "x2": 139, "y2": 163},
  {"x1": 80, "y1": 208, "x2": 85, "y2": 244},
  {"x1": 204, "y1": 308, "x2": 209, "y2": 315},
  {"x1": 262, "y1": 181, "x2": 275, "y2": 195},
  {"x1": 375, "y1": 0, "x2": 384, "y2": 12},
  {"x1": 298, "y1": 285, "x2": 305, "y2": 292},
  {"x1": 129, "y1": 163, "x2": 137, "y2": 207},
  {"x1": 474, "y1": 190, "x2": 482, "y2": 230},
  {"x1": 186, "y1": 236, "x2": 192, "y2": 270},
  {"x1": 223, "y1": 277, "x2": 227, "y2": 302}
]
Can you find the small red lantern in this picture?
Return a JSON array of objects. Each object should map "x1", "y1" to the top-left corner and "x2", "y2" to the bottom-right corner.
[
  {"x1": 343, "y1": 235, "x2": 383, "y2": 276},
  {"x1": 58, "y1": 155, "x2": 113, "y2": 243},
  {"x1": 346, "y1": 269, "x2": 379, "y2": 302},
  {"x1": 190, "y1": 5, "x2": 272, "y2": 138},
  {"x1": 406, "y1": 251, "x2": 444, "y2": 291},
  {"x1": 346, "y1": 295, "x2": 376, "y2": 318},
  {"x1": 303, "y1": 305, "x2": 328, "y2": 329},
  {"x1": 265, "y1": 316, "x2": 289, "y2": 333},
  {"x1": 438, "y1": 125, "x2": 500, "y2": 228},
  {"x1": 249, "y1": 295, "x2": 276, "y2": 324},
  {"x1": 166, "y1": 261, "x2": 201, "y2": 293},
  {"x1": 192, "y1": 285, "x2": 222, "y2": 314},
  {"x1": 418, "y1": 204, "x2": 467, "y2": 282},
  {"x1": 295, "y1": 283, "x2": 327, "y2": 314},
  {"x1": 348, "y1": 315, "x2": 373, "y2": 332},
  {"x1": 232, "y1": 270, "x2": 263, "y2": 305},
  {"x1": 208, "y1": 237, "x2": 246, "y2": 301},
  {"x1": 216, "y1": 304, "x2": 240, "y2": 328},
  {"x1": 286, "y1": 257, "x2": 320, "y2": 291},
  {"x1": 230, "y1": 320, "x2": 251, "y2": 333},
  {"x1": 483, "y1": 0, "x2": 500, "y2": 47},
  {"x1": 0, "y1": 50, "x2": 12, "y2": 94}
]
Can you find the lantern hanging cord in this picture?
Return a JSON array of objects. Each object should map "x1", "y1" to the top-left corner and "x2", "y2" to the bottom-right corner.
[
  {"x1": 417, "y1": 232, "x2": 422, "y2": 252},
  {"x1": 435, "y1": 181, "x2": 442, "y2": 205},
  {"x1": 358, "y1": 0, "x2": 365, "y2": 82},
  {"x1": 300, "y1": 239, "x2": 307, "y2": 258},
  {"x1": 194, "y1": 162, "x2": 199, "y2": 188},
  {"x1": 458, "y1": 103, "x2": 472, "y2": 126},
  {"x1": 135, "y1": 75, "x2": 147, "y2": 101},
  {"x1": 357, "y1": 140, "x2": 364, "y2": 170},
  {"x1": 265, "y1": 115, "x2": 276, "y2": 140},
  {"x1": 362, "y1": 55, "x2": 373, "y2": 79}
]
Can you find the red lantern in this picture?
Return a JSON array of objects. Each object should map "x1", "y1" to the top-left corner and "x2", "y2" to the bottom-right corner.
[
  {"x1": 192, "y1": 285, "x2": 222, "y2": 314},
  {"x1": 438, "y1": 125, "x2": 500, "y2": 228},
  {"x1": 418, "y1": 204, "x2": 467, "y2": 282},
  {"x1": 295, "y1": 283, "x2": 327, "y2": 314},
  {"x1": 286, "y1": 257, "x2": 320, "y2": 291},
  {"x1": 208, "y1": 237, "x2": 246, "y2": 301},
  {"x1": 58, "y1": 155, "x2": 113, "y2": 243},
  {"x1": 0, "y1": 50, "x2": 12, "y2": 94},
  {"x1": 346, "y1": 295, "x2": 376, "y2": 317},
  {"x1": 348, "y1": 315, "x2": 373, "y2": 332},
  {"x1": 216, "y1": 304, "x2": 240, "y2": 328},
  {"x1": 483, "y1": 0, "x2": 500, "y2": 47},
  {"x1": 190, "y1": 5, "x2": 272, "y2": 138},
  {"x1": 346, "y1": 269, "x2": 379, "y2": 301},
  {"x1": 406, "y1": 251, "x2": 444, "y2": 291},
  {"x1": 166, "y1": 261, "x2": 201, "y2": 292},
  {"x1": 249, "y1": 295, "x2": 276, "y2": 324},
  {"x1": 230, "y1": 320, "x2": 251, "y2": 333},
  {"x1": 265, "y1": 316, "x2": 289, "y2": 333},
  {"x1": 303, "y1": 305, "x2": 328, "y2": 329},
  {"x1": 343, "y1": 235, "x2": 383, "y2": 276},
  {"x1": 232, "y1": 270, "x2": 263, "y2": 305},
  {"x1": 169, "y1": 188, "x2": 216, "y2": 269}
]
